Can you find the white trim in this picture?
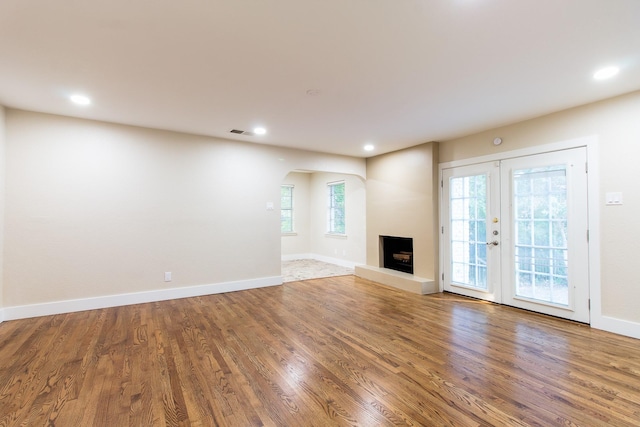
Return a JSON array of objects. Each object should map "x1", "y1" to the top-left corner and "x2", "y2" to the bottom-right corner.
[
  {"x1": 439, "y1": 136, "x2": 597, "y2": 169},
  {"x1": 311, "y1": 254, "x2": 358, "y2": 269},
  {"x1": 580, "y1": 140, "x2": 640, "y2": 339},
  {"x1": 281, "y1": 253, "x2": 357, "y2": 269},
  {"x1": 327, "y1": 180, "x2": 346, "y2": 235},
  {"x1": 325, "y1": 233, "x2": 347, "y2": 239},
  {"x1": 0, "y1": 308, "x2": 4, "y2": 323},
  {"x1": 281, "y1": 253, "x2": 313, "y2": 261},
  {"x1": 585, "y1": 137, "x2": 601, "y2": 326},
  {"x1": 3, "y1": 276, "x2": 282, "y2": 321},
  {"x1": 281, "y1": 184, "x2": 295, "y2": 233},
  {"x1": 592, "y1": 316, "x2": 640, "y2": 340},
  {"x1": 438, "y1": 136, "x2": 625, "y2": 336}
]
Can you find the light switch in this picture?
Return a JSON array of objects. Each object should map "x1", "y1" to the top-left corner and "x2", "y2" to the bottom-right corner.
[{"x1": 605, "y1": 192, "x2": 623, "y2": 205}]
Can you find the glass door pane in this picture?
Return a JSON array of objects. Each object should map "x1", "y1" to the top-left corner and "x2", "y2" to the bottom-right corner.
[
  {"x1": 513, "y1": 165, "x2": 568, "y2": 305},
  {"x1": 450, "y1": 174, "x2": 487, "y2": 289}
]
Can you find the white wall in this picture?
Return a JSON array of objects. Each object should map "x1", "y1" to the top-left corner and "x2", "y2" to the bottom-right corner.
[
  {"x1": 281, "y1": 172, "x2": 311, "y2": 256},
  {"x1": 439, "y1": 90, "x2": 640, "y2": 337},
  {"x1": 4, "y1": 109, "x2": 365, "y2": 315},
  {"x1": 309, "y1": 172, "x2": 366, "y2": 266}
]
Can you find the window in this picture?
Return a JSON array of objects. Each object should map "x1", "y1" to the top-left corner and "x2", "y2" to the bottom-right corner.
[
  {"x1": 327, "y1": 181, "x2": 345, "y2": 234},
  {"x1": 281, "y1": 185, "x2": 294, "y2": 233}
]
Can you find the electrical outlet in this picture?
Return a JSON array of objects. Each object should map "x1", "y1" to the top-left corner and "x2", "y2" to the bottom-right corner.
[
  {"x1": 164, "y1": 272, "x2": 172, "y2": 282},
  {"x1": 605, "y1": 192, "x2": 623, "y2": 205}
]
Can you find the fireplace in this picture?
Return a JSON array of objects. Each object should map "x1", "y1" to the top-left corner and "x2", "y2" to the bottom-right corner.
[{"x1": 380, "y1": 235, "x2": 413, "y2": 274}]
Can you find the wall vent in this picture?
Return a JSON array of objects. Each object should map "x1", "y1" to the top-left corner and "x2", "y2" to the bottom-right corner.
[{"x1": 229, "y1": 129, "x2": 255, "y2": 136}]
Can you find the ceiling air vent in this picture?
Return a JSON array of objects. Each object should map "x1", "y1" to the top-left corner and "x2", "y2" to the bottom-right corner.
[{"x1": 229, "y1": 129, "x2": 254, "y2": 136}]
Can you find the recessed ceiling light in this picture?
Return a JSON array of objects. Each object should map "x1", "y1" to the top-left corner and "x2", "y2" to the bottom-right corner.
[
  {"x1": 70, "y1": 94, "x2": 91, "y2": 105},
  {"x1": 364, "y1": 144, "x2": 375, "y2": 152},
  {"x1": 593, "y1": 66, "x2": 619, "y2": 80},
  {"x1": 253, "y1": 127, "x2": 267, "y2": 135}
]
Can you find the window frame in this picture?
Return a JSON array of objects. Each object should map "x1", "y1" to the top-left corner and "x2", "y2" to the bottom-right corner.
[
  {"x1": 327, "y1": 180, "x2": 346, "y2": 235},
  {"x1": 281, "y1": 184, "x2": 295, "y2": 234}
]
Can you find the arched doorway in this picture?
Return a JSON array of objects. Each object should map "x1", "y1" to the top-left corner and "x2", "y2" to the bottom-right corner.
[{"x1": 280, "y1": 170, "x2": 366, "y2": 282}]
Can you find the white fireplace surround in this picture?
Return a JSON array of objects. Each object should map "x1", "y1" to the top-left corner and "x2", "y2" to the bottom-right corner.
[{"x1": 355, "y1": 264, "x2": 436, "y2": 294}]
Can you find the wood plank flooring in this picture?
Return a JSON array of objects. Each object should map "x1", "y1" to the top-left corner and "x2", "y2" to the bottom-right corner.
[{"x1": 1, "y1": 275, "x2": 639, "y2": 426}]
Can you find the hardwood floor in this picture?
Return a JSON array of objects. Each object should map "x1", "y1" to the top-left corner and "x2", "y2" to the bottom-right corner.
[{"x1": 1, "y1": 276, "x2": 639, "y2": 426}]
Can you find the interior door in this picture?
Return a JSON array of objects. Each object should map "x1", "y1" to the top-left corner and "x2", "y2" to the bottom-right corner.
[
  {"x1": 442, "y1": 162, "x2": 501, "y2": 302},
  {"x1": 442, "y1": 148, "x2": 590, "y2": 323},
  {"x1": 500, "y1": 149, "x2": 590, "y2": 323}
]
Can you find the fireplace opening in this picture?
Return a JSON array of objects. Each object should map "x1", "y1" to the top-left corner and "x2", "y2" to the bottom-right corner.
[{"x1": 380, "y1": 235, "x2": 413, "y2": 274}]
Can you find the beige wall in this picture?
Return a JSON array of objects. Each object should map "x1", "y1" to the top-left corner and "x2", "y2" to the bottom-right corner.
[
  {"x1": 365, "y1": 142, "x2": 439, "y2": 280},
  {"x1": 309, "y1": 172, "x2": 366, "y2": 265},
  {"x1": 5, "y1": 88, "x2": 639, "y2": 332},
  {"x1": 282, "y1": 171, "x2": 366, "y2": 265},
  {"x1": 281, "y1": 172, "x2": 311, "y2": 256},
  {"x1": 440, "y1": 90, "x2": 640, "y2": 324},
  {"x1": 3, "y1": 109, "x2": 365, "y2": 307}
]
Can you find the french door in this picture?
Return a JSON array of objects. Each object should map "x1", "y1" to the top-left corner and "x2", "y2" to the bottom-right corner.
[
  {"x1": 442, "y1": 148, "x2": 590, "y2": 323},
  {"x1": 442, "y1": 161, "x2": 502, "y2": 302}
]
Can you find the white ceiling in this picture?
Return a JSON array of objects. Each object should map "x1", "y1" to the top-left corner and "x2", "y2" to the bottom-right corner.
[{"x1": 1, "y1": 0, "x2": 639, "y2": 158}]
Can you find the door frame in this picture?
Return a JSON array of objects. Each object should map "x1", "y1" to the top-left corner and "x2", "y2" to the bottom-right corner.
[{"x1": 438, "y1": 135, "x2": 600, "y2": 326}]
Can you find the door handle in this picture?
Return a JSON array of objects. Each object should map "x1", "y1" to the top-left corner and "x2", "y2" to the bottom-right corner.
[{"x1": 486, "y1": 240, "x2": 499, "y2": 246}]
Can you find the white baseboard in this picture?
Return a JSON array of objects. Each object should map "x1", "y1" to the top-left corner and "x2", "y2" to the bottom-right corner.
[
  {"x1": 3, "y1": 276, "x2": 283, "y2": 321},
  {"x1": 4, "y1": 275, "x2": 638, "y2": 341},
  {"x1": 281, "y1": 253, "x2": 359, "y2": 269},
  {"x1": 311, "y1": 254, "x2": 358, "y2": 269},
  {"x1": 592, "y1": 315, "x2": 640, "y2": 340},
  {"x1": 281, "y1": 253, "x2": 313, "y2": 261}
]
